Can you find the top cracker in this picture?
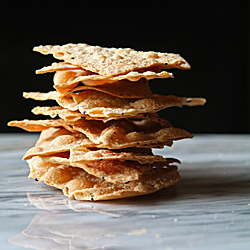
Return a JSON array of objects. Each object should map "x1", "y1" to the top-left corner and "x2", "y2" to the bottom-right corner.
[{"x1": 33, "y1": 43, "x2": 191, "y2": 77}]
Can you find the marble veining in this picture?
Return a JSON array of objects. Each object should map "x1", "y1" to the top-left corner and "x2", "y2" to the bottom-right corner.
[{"x1": 0, "y1": 134, "x2": 250, "y2": 250}]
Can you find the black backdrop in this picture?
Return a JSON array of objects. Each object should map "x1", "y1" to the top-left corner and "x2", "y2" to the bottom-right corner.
[{"x1": 1, "y1": 1, "x2": 249, "y2": 133}]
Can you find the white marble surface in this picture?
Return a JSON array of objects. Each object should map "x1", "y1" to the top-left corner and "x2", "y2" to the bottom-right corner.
[{"x1": 0, "y1": 133, "x2": 250, "y2": 250}]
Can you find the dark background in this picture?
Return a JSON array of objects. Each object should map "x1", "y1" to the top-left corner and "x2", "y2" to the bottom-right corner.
[{"x1": 1, "y1": 1, "x2": 249, "y2": 133}]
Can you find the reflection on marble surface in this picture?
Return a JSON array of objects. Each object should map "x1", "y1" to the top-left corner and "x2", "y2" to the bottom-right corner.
[
  {"x1": 1, "y1": 134, "x2": 250, "y2": 249},
  {"x1": 9, "y1": 188, "x2": 178, "y2": 249}
]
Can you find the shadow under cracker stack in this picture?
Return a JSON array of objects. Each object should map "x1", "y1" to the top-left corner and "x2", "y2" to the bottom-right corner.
[{"x1": 8, "y1": 43, "x2": 206, "y2": 201}]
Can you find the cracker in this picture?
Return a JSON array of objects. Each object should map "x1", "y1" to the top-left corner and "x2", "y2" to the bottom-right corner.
[
  {"x1": 36, "y1": 62, "x2": 82, "y2": 74},
  {"x1": 35, "y1": 127, "x2": 72, "y2": 146},
  {"x1": 23, "y1": 128, "x2": 96, "y2": 160},
  {"x1": 41, "y1": 155, "x2": 180, "y2": 184},
  {"x1": 53, "y1": 69, "x2": 93, "y2": 93},
  {"x1": 23, "y1": 128, "x2": 168, "y2": 163},
  {"x1": 8, "y1": 119, "x2": 77, "y2": 133},
  {"x1": 23, "y1": 91, "x2": 61, "y2": 101},
  {"x1": 33, "y1": 43, "x2": 191, "y2": 77},
  {"x1": 52, "y1": 69, "x2": 173, "y2": 93},
  {"x1": 28, "y1": 156, "x2": 181, "y2": 200},
  {"x1": 31, "y1": 106, "x2": 173, "y2": 127},
  {"x1": 54, "y1": 76, "x2": 154, "y2": 99},
  {"x1": 68, "y1": 119, "x2": 191, "y2": 148},
  {"x1": 23, "y1": 91, "x2": 206, "y2": 118},
  {"x1": 10, "y1": 119, "x2": 191, "y2": 149},
  {"x1": 25, "y1": 138, "x2": 166, "y2": 163},
  {"x1": 70, "y1": 147, "x2": 166, "y2": 164},
  {"x1": 31, "y1": 106, "x2": 104, "y2": 122}
]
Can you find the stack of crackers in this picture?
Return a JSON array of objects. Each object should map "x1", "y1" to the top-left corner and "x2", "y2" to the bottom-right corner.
[{"x1": 8, "y1": 43, "x2": 206, "y2": 201}]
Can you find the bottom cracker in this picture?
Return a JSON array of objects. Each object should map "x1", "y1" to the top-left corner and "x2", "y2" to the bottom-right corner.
[{"x1": 28, "y1": 156, "x2": 180, "y2": 201}]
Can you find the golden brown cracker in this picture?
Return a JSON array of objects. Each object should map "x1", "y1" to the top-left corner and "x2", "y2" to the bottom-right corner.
[
  {"x1": 37, "y1": 62, "x2": 174, "y2": 82},
  {"x1": 31, "y1": 106, "x2": 173, "y2": 127},
  {"x1": 41, "y1": 155, "x2": 180, "y2": 184},
  {"x1": 8, "y1": 119, "x2": 76, "y2": 133},
  {"x1": 70, "y1": 147, "x2": 166, "y2": 164},
  {"x1": 23, "y1": 128, "x2": 168, "y2": 164},
  {"x1": 52, "y1": 69, "x2": 173, "y2": 93},
  {"x1": 69, "y1": 119, "x2": 191, "y2": 149},
  {"x1": 35, "y1": 127, "x2": 72, "y2": 147},
  {"x1": 55, "y1": 77, "x2": 154, "y2": 99},
  {"x1": 28, "y1": 156, "x2": 181, "y2": 200},
  {"x1": 23, "y1": 128, "x2": 96, "y2": 160},
  {"x1": 36, "y1": 62, "x2": 82, "y2": 74},
  {"x1": 23, "y1": 91, "x2": 61, "y2": 101},
  {"x1": 31, "y1": 106, "x2": 103, "y2": 122},
  {"x1": 53, "y1": 69, "x2": 93, "y2": 93},
  {"x1": 23, "y1": 91, "x2": 206, "y2": 118},
  {"x1": 33, "y1": 43, "x2": 191, "y2": 76},
  {"x1": 11, "y1": 119, "x2": 191, "y2": 149}
]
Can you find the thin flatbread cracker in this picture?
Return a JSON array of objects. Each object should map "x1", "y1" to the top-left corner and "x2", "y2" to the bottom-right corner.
[
  {"x1": 69, "y1": 147, "x2": 166, "y2": 164},
  {"x1": 54, "y1": 77, "x2": 154, "y2": 98},
  {"x1": 40, "y1": 154, "x2": 180, "y2": 183},
  {"x1": 33, "y1": 43, "x2": 191, "y2": 76},
  {"x1": 28, "y1": 156, "x2": 181, "y2": 200},
  {"x1": 37, "y1": 62, "x2": 174, "y2": 83},
  {"x1": 35, "y1": 127, "x2": 72, "y2": 146},
  {"x1": 36, "y1": 62, "x2": 83, "y2": 74},
  {"x1": 23, "y1": 91, "x2": 61, "y2": 101},
  {"x1": 52, "y1": 69, "x2": 173, "y2": 92},
  {"x1": 23, "y1": 128, "x2": 96, "y2": 160},
  {"x1": 24, "y1": 135, "x2": 166, "y2": 163},
  {"x1": 9, "y1": 119, "x2": 192, "y2": 149},
  {"x1": 53, "y1": 69, "x2": 93, "y2": 93},
  {"x1": 23, "y1": 91, "x2": 206, "y2": 118},
  {"x1": 31, "y1": 106, "x2": 173, "y2": 127},
  {"x1": 8, "y1": 119, "x2": 77, "y2": 133},
  {"x1": 23, "y1": 128, "x2": 168, "y2": 164}
]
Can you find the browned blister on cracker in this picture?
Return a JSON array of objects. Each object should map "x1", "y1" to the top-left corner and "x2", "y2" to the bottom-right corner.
[
  {"x1": 23, "y1": 90, "x2": 206, "y2": 118},
  {"x1": 33, "y1": 43, "x2": 191, "y2": 77},
  {"x1": 28, "y1": 156, "x2": 181, "y2": 200}
]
